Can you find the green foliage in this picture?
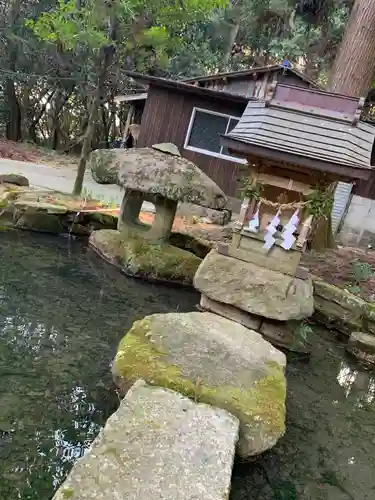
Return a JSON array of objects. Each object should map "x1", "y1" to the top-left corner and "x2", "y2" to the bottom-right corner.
[
  {"x1": 351, "y1": 261, "x2": 375, "y2": 284},
  {"x1": 25, "y1": 0, "x2": 114, "y2": 51},
  {"x1": 345, "y1": 261, "x2": 375, "y2": 295},
  {"x1": 240, "y1": 179, "x2": 261, "y2": 201},
  {"x1": 346, "y1": 285, "x2": 361, "y2": 296},
  {"x1": 0, "y1": 0, "x2": 354, "y2": 150},
  {"x1": 305, "y1": 189, "x2": 334, "y2": 219}
]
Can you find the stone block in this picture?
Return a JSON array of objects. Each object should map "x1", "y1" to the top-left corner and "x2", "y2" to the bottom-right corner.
[
  {"x1": 312, "y1": 277, "x2": 367, "y2": 334},
  {"x1": 194, "y1": 250, "x2": 314, "y2": 321},
  {"x1": 53, "y1": 380, "x2": 239, "y2": 500},
  {"x1": 176, "y1": 203, "x2": 232, "y2": 226},
  {"x1": 199, "y1": 294, "x2": 262, "y2": 330},
  {"x1": 117, "y1": 147, "x2": 227, "y2": 209},
  {"x1": 259, "y1": 320, "x2": 311, "y2": 354}
]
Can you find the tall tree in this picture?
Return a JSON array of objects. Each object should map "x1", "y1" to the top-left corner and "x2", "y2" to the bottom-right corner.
[
  {"x1": 328, "y1": 0, "x2": 375, "y2": 96},
  {"x1": 28, "y1": 0, "x2": 229, "y2": 195}
]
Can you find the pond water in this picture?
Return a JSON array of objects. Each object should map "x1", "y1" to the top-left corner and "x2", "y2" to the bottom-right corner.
[
  {"x1": 231, "y1": 329, "x2": 375, "y2": 500},
  {"x1": 0, "y1": 230, "x2": 198, "y2": 500},
  {"x1": 1, "y1": 231, "x2": 375, "y2": 500}
]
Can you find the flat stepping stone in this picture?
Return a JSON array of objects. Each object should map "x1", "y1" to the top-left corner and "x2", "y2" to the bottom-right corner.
[{"x1": 53, "y1": 380, "x2": 238, "y2": 500}]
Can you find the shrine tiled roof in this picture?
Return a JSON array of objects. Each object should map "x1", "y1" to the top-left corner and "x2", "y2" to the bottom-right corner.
[{"x1": 221, "y1": 83, "x2": 375, "y2": 180}]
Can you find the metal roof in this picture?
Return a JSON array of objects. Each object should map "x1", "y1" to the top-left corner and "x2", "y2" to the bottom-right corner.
[
  {"x1": 221, "y1": 83, "x2": 375, "y2": 180},
  {"x1": 183, "y1": 64, "x2": 320, "y2": 89}
]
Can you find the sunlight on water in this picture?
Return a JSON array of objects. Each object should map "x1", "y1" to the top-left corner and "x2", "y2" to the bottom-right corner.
[{"x1": 0, "y1": 230, "x2": 198, "y2": 500}]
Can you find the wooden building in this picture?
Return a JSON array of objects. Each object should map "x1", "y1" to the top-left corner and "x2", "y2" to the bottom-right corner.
[{"x1": 121, "y1": 65, "x2": 318, "y2": 199}]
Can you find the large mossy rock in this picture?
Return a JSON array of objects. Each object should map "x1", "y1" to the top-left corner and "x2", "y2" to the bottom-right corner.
[
  {"x1": 89, "y1": 229, "x2": 201, "y2": 285},
  {"x1": 89, "y1": 149, "x2": 122, "y2": 184},
  {"x1": 112, "y1": 311, "x2": 287, "y2": 458},
  {"x1": 117, "y1": 147, "x2": 227, "y2": 209},
  {"x1": 194, "y1": 250, "x2": 314, "y2": 321}
]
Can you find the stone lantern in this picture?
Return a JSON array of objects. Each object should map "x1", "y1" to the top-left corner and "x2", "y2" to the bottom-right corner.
[{"x1": 89, "y1": 143, "x2": 227, "y2": 285}]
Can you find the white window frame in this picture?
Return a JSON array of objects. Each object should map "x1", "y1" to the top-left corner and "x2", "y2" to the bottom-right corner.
[{"x1": 183, "y1": 107, "x2": 247, "y2": 164}]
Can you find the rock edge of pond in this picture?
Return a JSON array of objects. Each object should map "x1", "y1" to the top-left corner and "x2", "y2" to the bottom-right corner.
[{"x1": 2, "y1": 177, "x2": 374, "y2": 355}]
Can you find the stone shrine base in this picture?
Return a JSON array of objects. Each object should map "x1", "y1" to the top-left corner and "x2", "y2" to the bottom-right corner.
[
  {"x1": 200, "y1": 295, "x2": 311, "y2": 354},
  {"x1": 89, "y1": 229, "x2": 201, "y2": 285}
]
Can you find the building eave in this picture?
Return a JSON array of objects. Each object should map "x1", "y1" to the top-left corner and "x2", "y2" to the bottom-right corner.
[
  {"x1": 123, "y1": 71, "x2": 256, "y2": 104},
  {"x1": 220, "y1": 135, "x2": 373, "y2": 181}
]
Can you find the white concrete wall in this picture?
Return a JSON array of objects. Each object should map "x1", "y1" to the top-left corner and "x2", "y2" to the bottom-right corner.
[{"x1": 338, "y1": 195, "x2": 375, "y2": 247}]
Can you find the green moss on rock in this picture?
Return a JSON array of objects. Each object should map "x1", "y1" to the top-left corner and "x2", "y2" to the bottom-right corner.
[
  {"x1": 89, "y1": 150, "x2": 120, "y2": 184},
  {"x1": 89, "y1": 229, "x2": 201, "y2": 284},
  {"x1": 15, "y1": 211, "x2": 65, "y2": 233},
  {"x1": 312, "y1": 277, "x2": 368, "y2": 335},
  {"x1": 113, "y1": 312, "x2": 286, "y2": 458},
  {"x1": 60, "y1": 487, "x2": 75, "y2": 499}
]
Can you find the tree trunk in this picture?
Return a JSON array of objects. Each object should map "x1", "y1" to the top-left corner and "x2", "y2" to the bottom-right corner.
[
  {"x1": 5, "y1": 79, "x2": 21, "y2": 142},
  {"x1": 72, "y1": 93, "x2": 99, "y2": 195},
  {"x1": 328, "y1": 0, "x2": 375, "y2": 97},
  {"x1": 72, "y1": 0, "x2": 117, "y2": 196},
  {"x1": 72, "y1": 52, "x2": 113, "y2": 195}
]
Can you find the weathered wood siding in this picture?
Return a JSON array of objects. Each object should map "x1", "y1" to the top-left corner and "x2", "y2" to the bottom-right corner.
[
  {"x1": 137, "y1": 72, "x2": 315, "y2": 197},
  {"x1": 137, "y1": 85, "x2": 247, "y2": 197}
]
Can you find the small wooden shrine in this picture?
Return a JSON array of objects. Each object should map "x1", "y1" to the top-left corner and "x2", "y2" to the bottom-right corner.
[{"x1": 219, "y1": 83, "x2": 375, "y2": 278}]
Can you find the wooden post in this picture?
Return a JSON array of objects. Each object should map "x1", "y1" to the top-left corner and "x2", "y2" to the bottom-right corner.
[{"x1": 121, "y1": 104, "x2": 134, "y2": 147}]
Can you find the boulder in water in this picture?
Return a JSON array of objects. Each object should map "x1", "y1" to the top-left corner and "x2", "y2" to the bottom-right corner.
[
  {"x1": 113, "y1": 311, "x2": 286, "y2": 458},
  {"x1": 89, "y1": 229, "x2": 201, "y2": 285},
  {"x1": 53, "y1": 380, "x2": 239, "y2": 500}
]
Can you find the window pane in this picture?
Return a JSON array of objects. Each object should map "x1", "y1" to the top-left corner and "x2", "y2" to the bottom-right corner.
[
  {"x1": 221, "y1": 118, "x2": 240, "y2": 156},
  {"x1": 187, "y1": 110, "x2": 228, "y2": 153},
  {"x1": 228, "y1": 118, "x2": 239, "y2": 133}
]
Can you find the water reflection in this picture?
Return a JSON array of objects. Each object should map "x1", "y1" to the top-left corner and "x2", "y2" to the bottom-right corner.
[
  {"x1": 0, "y1": 230, "x2": 199, "y2": 499},
  {"x1": 337, "y1": 361, "x2": 375, "y2": 407},
  {"x1": 231, "y1": 328, "x2": 375, "y2": 500}
]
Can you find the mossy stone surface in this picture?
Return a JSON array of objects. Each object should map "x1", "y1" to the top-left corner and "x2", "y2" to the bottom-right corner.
[
  {"x1": 15, "y1": 211, "x2": 65, "y2": 233},
  {"x1": 113, "y1": 311, "x2": 287, "y2": 458},
  {"x1": 116, "y1": 148, "x2": 227, "y2": 209},
  {"x1": 53, "y1": 380, "x2": 238, "y2": 500},
  {"x1": 313, "y1": 277, "x2": 367, "y2": 316},
  {"x1": 89, "y1": 149, "x2": 121, "y2": 184},
  {"x1": 312, "y1": 276, "x2": 367, "y2": 334},
  {"x1": 89, "y1": 229, "x2": 201, "y2": 285}
]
